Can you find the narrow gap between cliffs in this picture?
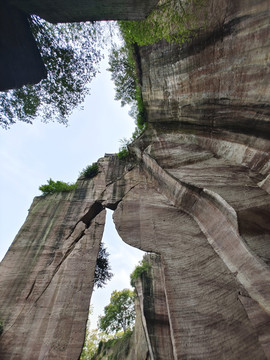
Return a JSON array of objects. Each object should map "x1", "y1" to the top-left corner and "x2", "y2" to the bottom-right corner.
[{"x1": 89, "y1": 209, "x2": 145, "y2": 330}]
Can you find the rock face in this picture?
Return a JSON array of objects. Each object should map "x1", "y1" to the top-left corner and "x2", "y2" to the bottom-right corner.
[
  {"x1": 0, "y1": 0, "x2": 47, "y2": 91},
  {"x1": 135, "y1": 254, "x2": 174, "y2": 360},
  {"x1": 9, "y1": 0, "x2": 159, "y2": 22},
  {"x1": 141, "y1": 0, "x2": 270, "y2": 137},
  {"x1": 0, "y1": 187, "x2": 106, "y2": 359},
  {"x1": 1, "y1": 0, "x2": 270, "y2": 358}
]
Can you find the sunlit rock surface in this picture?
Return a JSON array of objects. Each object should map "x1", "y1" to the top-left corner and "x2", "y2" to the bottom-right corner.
[{"x1": 0, "y1": 0, "x2": 270, "y2": 358}]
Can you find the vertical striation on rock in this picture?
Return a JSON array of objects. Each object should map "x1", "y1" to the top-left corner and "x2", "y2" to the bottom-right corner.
[
  {"x1": 113, "y1": 162, "x2": 269, "y2": 359},
  {"x1": 0, "y1": 181, "x2": 106, "y2": 359},
  {"x1": 135, "y1": 254, "x2": 174, "y2": 360},
  {"x1": 140, "y1": 0, "x2": 270, "y2": 136}
]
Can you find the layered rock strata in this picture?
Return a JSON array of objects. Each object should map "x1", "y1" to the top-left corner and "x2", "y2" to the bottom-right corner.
[
  {"x1": 141, "y1": 0, "x2": 270, "y2": 137},
  {"x1": 0, "y1": 0, "x2": 270, "y2": 358}
]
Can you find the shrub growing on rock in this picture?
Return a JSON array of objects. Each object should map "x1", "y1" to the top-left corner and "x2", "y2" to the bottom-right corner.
[
  {"x1": 39, "y1": 178, "x2": 77, "y2": 195},
  {"x1": 130, "y1": 258, "x2": 151, "y2": 287},
  {"x1": 81, "y1": 163, "x2": 99, "y2": 179}
]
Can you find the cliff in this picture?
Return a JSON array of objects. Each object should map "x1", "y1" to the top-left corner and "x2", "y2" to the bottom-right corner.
[{"x1": 0, "y1": 0, "x2": 270, "y2": 358}]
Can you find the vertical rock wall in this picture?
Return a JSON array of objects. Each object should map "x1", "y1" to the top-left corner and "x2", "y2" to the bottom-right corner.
[
  {"x1": 113, "y1": 156, "x2": 270, "y2": 359},
  {"x1": 135, "y1": 254, "x2": 174, "y2": 360},
  {"x1": 141, "y1": 0, "x2": 270, "y2": 136},
  {"x1": 0, "y1": 181, "x2": 106, "y2": 359}
]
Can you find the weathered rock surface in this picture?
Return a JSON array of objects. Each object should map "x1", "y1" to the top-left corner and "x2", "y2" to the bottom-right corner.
[
  {"x1": 141, "y1": 0, "x2": 270, "y2": 137},
  {"x1": 135, "y1": 254, "x2": 174, "y2": 360},
  {"x1": 0, "y1": 187, "x2": 106, "y2": 359},
  {"x1": 0, "y1": 0, "x2": 47, "y2": 91},
  {"x1": 1, "y1": 0, "x2": 270, "y2": 358},
  {"x1": 9, "y1": 0, "x2": 159, "y2": 22}
]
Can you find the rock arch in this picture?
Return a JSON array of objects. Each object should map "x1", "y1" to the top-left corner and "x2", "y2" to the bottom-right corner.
[{"x1": 1, "y1": 143, "x2": 270, "y2": 359}]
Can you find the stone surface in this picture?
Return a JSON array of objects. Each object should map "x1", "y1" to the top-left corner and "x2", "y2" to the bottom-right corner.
[
  {"x1": 135, "y1": 254, "x2": 174, "y2": 360},
  {"x1": 0, "y1": 0, "x2": 46, "y2": 91},
  {"x1": 140, "y1": 0, "x2": 270, "y2": 137},
  {"x1": 113, "y1": 157, "x2": 269, "y2": 359},
  {"x1": 0, "y1": 186, "x2": 106, "y2": 359},
  {"x1": 9, "y1": 0, "x2": 159, "y2": 22},
  {"x1": 0, "y1": 0, "x2": 270, "y2": 358}
]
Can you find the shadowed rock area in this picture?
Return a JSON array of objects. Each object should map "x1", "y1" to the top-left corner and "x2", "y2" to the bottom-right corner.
[{"x1": 0, "y1": 0, "x2": 270, "y2": 358}]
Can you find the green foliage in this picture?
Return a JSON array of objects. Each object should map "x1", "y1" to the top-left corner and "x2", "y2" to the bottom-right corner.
[
  {"x1": 94, "y1": 242, "x2": 113, "y2": 289},
  {"x1": 94, "y1": 329, "x2": 133, "y2": 360},
  {"x1": 108, "y1": 39, "x2": 147, "y2": 134},
  {"x1": 130, "y1": 258, "x2": 151, "y2": 287},
  {"x1": 39, "y1": 178, "x2": 77, "y2": 195},
  {"x1": 80, "y1": 328, "x2": 114, "y2": 360},
  {"x1": 119, "y1": 0, "x2": 206, "y2": 46},
  {"x1": 108, "y1": 46, "x2": 137, "y2": 108},
  {"x1": 117, "y1": 147, "x2": 129, "y2": 160},
  {"x1": 81, "y1": 163, "x2": 99, "y2": 179},
  {"x1": 116, "y1": 123, "x2": 146, "y2": 159},
  {"x1": 98, "y1": 289, "x2": 135, "y2": 334},
  {"x1": 0, "y1": 17, "x2": 103, "y2": 129}
]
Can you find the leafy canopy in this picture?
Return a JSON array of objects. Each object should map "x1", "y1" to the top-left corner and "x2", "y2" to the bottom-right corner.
[
  {"x1": 98, "y1": 289, "x2": 135, "y2": 334},
  {"x1": 80, "y1": 328, "x2": 114, "y2": 360},
  {"x1": 94, "y1": 242, "x2": 113, "y2": 289},
  {"x1": 39, "y1": 178, "x2": 77, "y2": 195},
  {"x1": 80, "y1": 163, "x2": 99, "y2": 179},
  {"x1": 119, "y1": 0, "x2": 206, "y2": 46},
  {"x1": 108, "y1": 40, "x2": 146, "y2": 134},
  {"x1": 0, "y1": 16, "x2": 103, "y2": 129},
  {"x1": 108, "y1": 46, "x2": 137, "y2": 108},
  {"x1": 108, "y1": 35, "x2": 147, "y2": 160},
  {"x1": 130, "y1": 258, "x2": 151, "y2": 287}
]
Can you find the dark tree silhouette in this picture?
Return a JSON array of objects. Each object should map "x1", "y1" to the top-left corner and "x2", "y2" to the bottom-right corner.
[{"x1": 94, "y1": 242, "x2": 113, "y2": 289}]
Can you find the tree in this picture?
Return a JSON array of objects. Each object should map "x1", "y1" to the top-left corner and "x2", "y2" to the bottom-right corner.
[
  {"x1": 80, "y1": 328, "x2": 113, "y2": 360},
  {"x1": 108, "y1": 46, "x2": 137, "y2": 108},
  {"x1": 0, "y1": 16, "x2": 103, "y2": 129},
  {"x1": 130, "y1": 258, "x2": 151, "y2": 287},
  {"x1": 39, "y1": 178, "x2": 77, "y2": 195},
  {"x1": 94, "y1": 242, "x2": 113, "y2": 289},
  {"x1": 98, "y1": 289, "x2": 135, "y2": 334},
  {"x1": 108, "y1": 39, "x2": 147, "y2": 132}
]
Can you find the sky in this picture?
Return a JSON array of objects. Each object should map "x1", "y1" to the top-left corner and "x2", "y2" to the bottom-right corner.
[{"x1": 0, "y1": 42, "x2": 144, "y2": 330}]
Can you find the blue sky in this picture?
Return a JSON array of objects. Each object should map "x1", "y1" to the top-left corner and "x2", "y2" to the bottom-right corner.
[{"x1": 0, "y1": 49, "x2": 144, "y2": 329}]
